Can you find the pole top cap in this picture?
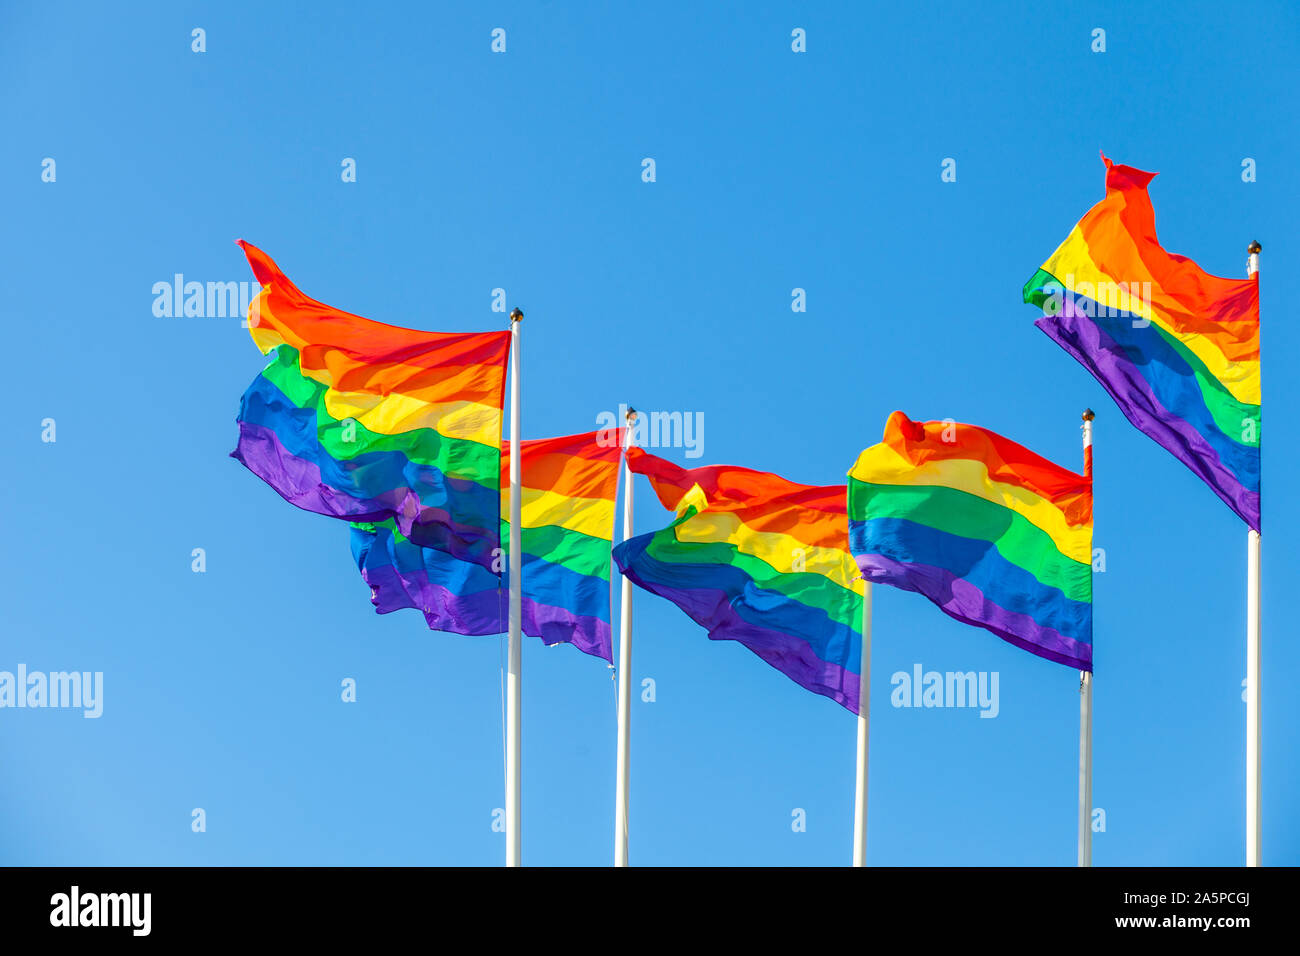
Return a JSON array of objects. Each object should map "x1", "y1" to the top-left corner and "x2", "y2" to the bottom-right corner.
[
  {"x1": 509, "y1": 307, "x2": 523, "y2": 322},
  {"x1": 1248, "y1": 240, "x2": 1262, "y2": 255},
  {"x1": 1082, "y1": 408, "x2": 1095, "y2": 422},
  {"x1": 625, "y1": 406, "x2": 638, "y2": 423}
]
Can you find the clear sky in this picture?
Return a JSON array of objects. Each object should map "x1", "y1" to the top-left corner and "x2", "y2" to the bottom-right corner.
[{"x1": 2, "y1": 0, "x2": 1296, "y2": 866}]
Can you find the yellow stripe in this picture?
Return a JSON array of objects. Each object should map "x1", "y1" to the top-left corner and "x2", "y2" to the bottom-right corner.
[
  {"x1": 320, "y1": 387, "x2": 501, "y2": 445},
  {"x1": 676, "y1": 483, "x2": 709, "y2": 517},
  {"x1": 249, "y1": 323, "x2": 284, "y2": 355},
  {"x1": 849, "y1": 444, "x2": 1091, "y2": 563},
  {"x1": 1043, "y1": 228, "x2": 1260, "y2": 405},
  {"x1": 672, "y1": 511, "x2": 864, "y2": 595},
  {"x1": 503, "y1": 487, "x2": 615, "y2": 539}
]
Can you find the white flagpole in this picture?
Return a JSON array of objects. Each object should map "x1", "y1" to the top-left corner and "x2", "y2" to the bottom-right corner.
[
  {"x1": 852, "y1": 581, "x2": 872, "y2": 866},
  {"x1": 1247, "y1": 241, "x2": 1261, "y2": 867},
  {"x1": 614, "y1": 408, "x2": 637, "y2": 867},
  {"x1": 506, "y1": 307, "x2": 523, "y2": 867},
  {"x1": 1078, "y1": 408, "x2": 1095, "y2": 867}
]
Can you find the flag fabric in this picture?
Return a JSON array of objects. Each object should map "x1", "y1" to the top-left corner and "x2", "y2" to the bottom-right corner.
[
  {"x1": 350, "y1": 518, "x2": 506, "y2": 635},
  {"x1": 351, "y1": 430, "x2": 622, "y2": 661},
  {"x1": 231, "y1": 241, "x2": 511, "y2": 567},
  {"x1": 1023, "y1": 154, "x2": 1260, "y2": 530},
  {"x1": 503, "y1": 429, "x2": 622, "y2": 659},
  {"x1": 612, "y1": 448, "x2": 866, "y2": 713},
  {"x1": 848, "y1": 411, "x2": 1093, "y2": 671}
]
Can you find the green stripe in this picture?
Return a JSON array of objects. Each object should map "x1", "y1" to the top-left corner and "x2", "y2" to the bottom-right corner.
[
  {"x1": 361, "y1": 516, "x2": 611, "y2": 582},
  {"x1": 1022, "y1": 268, "x2": 1059, "y2": 311},
  {"x1": 643, "y1": 518, "x2": 862, "y2": 632},
  {"x1": 849, "y1": 479, "x2": 1092, "y2": 602},
  {"x1": 501, "y1": 521, "x2": 612, "y2": 580},
  {"x1": 260, "y1": 345, "x2": 500, "y2": 486},
  {"x1": 1149, "y1": 322, "x2": 1260, "y2": 442}
]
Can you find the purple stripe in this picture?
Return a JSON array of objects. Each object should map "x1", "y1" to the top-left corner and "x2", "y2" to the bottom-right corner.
[
  {"x1": 1038, "y1": 306, "x2": 1260, "y2": 531},
  {"x1": 618, "y1": 570, "x2": 861, "y2": 714},
  {"x1": 360, "y1": 562, "x2": 505, "y2": 634},
  {"x1": 233, "y1": 420, "x2": 417, "y2": 519},
  {"x1": 523, "y1": 599, "x2": 612, "y2": 662},
  {"x1": 857, "y1": 553, "x2": 1092, "y2": 671},
  {"x1": 360, "y1": 562, "x2": 612, "y2": 661},
  {"x1": 234, "y1": 420, "x2": 496, "y2": 566}
]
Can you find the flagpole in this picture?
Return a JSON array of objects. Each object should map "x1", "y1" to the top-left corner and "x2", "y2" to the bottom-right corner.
[
  {"x1": 1078, "y1": 408, "x2": 1094, "y2": 867},
  {"x1": 1246, "y1": 241, "x2": 1261, "y2": 867},
  {"x1": 614, "y1": 408, "x2": 637, "y2": 867},
  {"x1": 852, "y1": 581, "x2": 872, "y2": 866},
  {"x1": 506, "y1": 307, "x2": 523, "y2": 867}
]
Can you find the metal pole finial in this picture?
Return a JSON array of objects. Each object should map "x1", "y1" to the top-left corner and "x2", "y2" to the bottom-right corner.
[
  {"x1": 509, "y1": 307, "x2": 523, "y2": 322},
  {"x1": 1248, "y1": 240, "x2": 1262, "y2": 255},
  {"x1": 1082, "y1": 408, "x2": 1095, "y2": 422}
]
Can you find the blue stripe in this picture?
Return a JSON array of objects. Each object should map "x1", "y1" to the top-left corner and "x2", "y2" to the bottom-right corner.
[
  {"x1": 239, "y1": 373, "x2": 501, "y2": 533},
  {"x1": 521, "y1": 552, "x2": 612, "y2": 623},
  {"x1": 613, "y1": 533, "x2": 861, "y2": 670},
  {"x1": 852, "y1": 517, "x2": 1092, "y2": 642},
  {"x1": 354, "y1": 524, "x2": 612, "y2": 623},
  {"x1": 351, "y1": 524, "x2": 501, "y2": 593},
  {"x1": 1067, "y1": 295, "x2": 1259, "y2": 490}
]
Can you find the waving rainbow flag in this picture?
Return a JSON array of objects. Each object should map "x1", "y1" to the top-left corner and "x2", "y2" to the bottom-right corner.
[
  {"x1": 613, "y1": 448, "x2": 865, "y2": 713},
  {"x1": 848, "y1": 412, "x2": 1093, "y2": 670},
  {"x1": 351, "y1": 430, "x2": 621, "y2": 660},
  {"x1": 232, "y1": 241, "x2": 511, "y2": 566},
  {"x1": 1023, "y1": 154, "x2": 1260, "y2": 530}
]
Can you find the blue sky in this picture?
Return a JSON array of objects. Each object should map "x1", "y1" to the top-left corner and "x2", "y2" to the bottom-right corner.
[{"x1": 1, "y1": 0, "x2": 1296, "y2": 866}]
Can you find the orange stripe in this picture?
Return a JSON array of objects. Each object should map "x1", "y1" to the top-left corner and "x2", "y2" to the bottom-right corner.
[
  {"x1": 1075, "y1": 159, "x2": 1259, "y2": 363},
  {"x1": 299, "y1": 343, "x2": 509, "y2": 407},
  {"x1": 505, "y1": 430, "x2": 624, "y2": 466},
  {"x1": 512, "y1": 451, "x2": 620, "y2": 502},
  {"x1": 500, "y1": 431, "x2": 622, "y2": 501}
]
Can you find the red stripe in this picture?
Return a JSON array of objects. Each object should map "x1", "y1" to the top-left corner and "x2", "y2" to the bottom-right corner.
[
  {"x1": 627, "y1": 447, "x2": 847, "y2": 517},
  {"x1": 500, "y1": 430, "x2": 623, "y2": 500},
  {"x1": 238, "y1": 240, "x2": 511, "y2": 374}
]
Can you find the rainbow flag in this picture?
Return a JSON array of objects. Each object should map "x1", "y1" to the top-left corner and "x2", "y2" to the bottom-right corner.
[
  {"x1": 350, "y1": 518, "x2": 505, "y2": 634},
  {"x1": 232, "y1": 241, "x2": 511, "y2": 567},
  {"x1": 848, "y1": 412, "x2": 1093, "y2": 670},
  {"x1": 351, "y1": 430, "x2": 621, "y2": 661},
  {"x1": 1024, "y1": 154, "x2": 1260, "y2": 530},
  {"x1": 612, "y1": 448, "x2": 866, "y2": 713}
]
